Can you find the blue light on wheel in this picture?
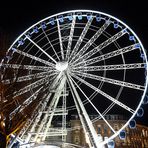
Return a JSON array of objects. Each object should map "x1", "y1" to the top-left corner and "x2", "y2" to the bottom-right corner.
[
  {"x1": 114, "y1": 22, "x2": 119, "y2": 28},
  {"x1": 77, "y1": 12, "x2": 82, "y2": 20},
  {"x1": 135, "y1": 43, "x2": 140, "y2": 48},
  {"x1": 119, "y1": 130, "x2": 126, "y2": 140},
  {"x1": 86, "y1": 13, "x2": 92, "y2": 20},
  {"x1": 129, "y1": 35, "x2": 135, "y2": 41},
  {"x1": 137, "y1": 107, "x2": 144, "y2": 117},
  {"x1": 6, "y1": 56, "x2": 12, "y2": 61},
  {"x1": 49, "y1": 18, "x2": 55, "y2": 25},
  {"x1": 123, "y1": 28, "x2": 128, "y2": 33},
  {"x1": 58, "y1": 15, "x2": 64, "y2": 23},
  {"x1": 33, "y1": 26, "x2": 39, "y2": 33},
  {"x1": 41, "y1": 22, "x2": 47, "y2": 29},
  {"x1": 11, "y1": 48, "x2": 17, "y2": 52},
  {"x1": 67, "y1": 13, "x2": 73, "y2": 21},
  {"x1": 18, "y1": 39, "x2": 24, "y2": 45},
  {"x1": 96, "y1": 15, "x2": 101, "y2": 22},
  {"x1": 26, "y1": 32, "x2": 32, "y2": 38},
  {"x1": 143, "y1": 95, "x2": 148, "y2": 104},
  {"x1": 107, "y1": 140, "x2": 115, "y2": 148},
  {"x1": 129, "y1": 119, "x2": 136, "y2": 129}
]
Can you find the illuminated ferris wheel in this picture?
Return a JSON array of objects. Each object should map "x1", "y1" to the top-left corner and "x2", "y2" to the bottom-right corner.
[{"x1": 1, "y1": 10, "x2": 148, "y2": 148}]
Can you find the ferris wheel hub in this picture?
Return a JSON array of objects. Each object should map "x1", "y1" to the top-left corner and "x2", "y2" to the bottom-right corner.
[{"x1": 56, "y1": 61, "x2": 68, "y2": 71}]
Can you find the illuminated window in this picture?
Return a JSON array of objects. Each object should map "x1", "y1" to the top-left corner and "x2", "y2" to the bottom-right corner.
[
  {"x1": 142, "y1": 129, "x2": 145, "y2": 137},
  {"x1": 145, "y1": 130, "x2": 148, "y2": 137},
  {"x1": 98, "y1": 125, "x2": 101, "y2": 134},
  {"x1": 114, "y1": 124, "x2": 118, "y2": 131},
  {"x1": 74, "y1": 135, "x2": 80, "y2": 144},
  {"x1": 104, "y1": 125, "x2": 107, "y2": 135}
]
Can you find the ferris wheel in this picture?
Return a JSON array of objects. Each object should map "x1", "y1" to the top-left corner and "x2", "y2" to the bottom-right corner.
[{"x1": 1, "y1": 10, "x2": 148, "y2": 148}]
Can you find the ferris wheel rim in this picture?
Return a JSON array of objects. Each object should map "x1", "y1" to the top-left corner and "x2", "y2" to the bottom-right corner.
[{"x1": 2, "y1": 10, "x2": 148, "y2": 146}]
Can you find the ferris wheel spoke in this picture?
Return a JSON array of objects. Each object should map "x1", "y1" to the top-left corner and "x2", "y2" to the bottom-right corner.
[
  {"x1": 34, "y1": 75, "x2": 66, "y2": 142},
  {"x1": 13, "y1": 76, "x2": 53, "y2": 98},
  {"x1": 57, "y1": 19, "x2": 64, "y2": 60},
  {"x1": 25, "y1": 35, "x2": 57, "y2": 63},
  {"x1": 66, "y1": 15, "x2": 76, "y2": 60},
  {"x1": 69, "y1": 16, "x2": 93, "y2": 61},
  {"x1": 72, "y1": 70, "x2": 145, "y2": 91},
  {"x1": 66, "y1": 72, "x2": 103, "y2": 147},
  {"x1": 72, "y1": 63, "x2": 146, "y2": 72},
  {"x1": 42, "y1": 28, "x2": 60, "y2": 61},
  {"x1": 74, "y1": 43, "x2": 140, "y2": 67},
  {"x1": 70, "y1": 75, "x2": 116, "y2": 133},
  {"x1": 70, "y1": 73, "x2": 135, "y2": 114},
  {"x1": 2, "y1": 63, "x2": 55, "y2": 71},
  {"x1": 4, "y1": 80, "x2": 50, "y2": 115},
  {"x1": 2, "y1": 71, "x2": 57, "y2": 84},
  {"x1": 70, "y1": 19, "x2": 111, "y2": 64},
  {"x1": 49, "y1": 71, "x2": 65, "y2": 90},
  {"x1": 72, "y1": 28, "x2": 128, "y2": 66},
  {"x1": 12, "y1": 47, "x2": 55, "y2": 67},
  {"x1": 92, "y1": 103, "x2": 115, "y2": 122},
  {"x1": 10, "y1": 86, "x2": 44, "y2": 119}
]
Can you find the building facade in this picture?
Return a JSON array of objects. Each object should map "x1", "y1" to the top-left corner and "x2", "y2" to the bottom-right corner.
[{"x1": 70, "y1": 115, "x2": 148, "y2": 148}]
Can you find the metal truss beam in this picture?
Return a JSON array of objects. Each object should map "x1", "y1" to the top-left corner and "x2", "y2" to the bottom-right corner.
[
  {"x1": 12, "y1": 47, "x2": 55, "y2": 67},
  {"x1": 71, "y1": 73, "x2": 135, "y2": 114},
  {"x1": 2, "y1": 71, "x2": 57, "y2": 84},
  {"x1": 72, "y1": 70, "x2": 145, "y2": 91},
  {"x1": 66, "y1": 72, "x2": 104, "y2": 148},
  {"x1": 69, "y1": 16, "x2": 93, "y2": 60},
  {"x1": 70, "y1": 19, "x2": 111, "y2": 63},
  {"x1": 74, "y1": 43, "x2": 140, "y2": 67},
  {"x1": 72, "y1": 63, "x2": 146, "y2": 72}
]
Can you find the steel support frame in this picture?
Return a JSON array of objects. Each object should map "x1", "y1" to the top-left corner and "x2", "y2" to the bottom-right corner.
[{"x1": 66, "y1": 72, "x2": 104, "y2": 148}]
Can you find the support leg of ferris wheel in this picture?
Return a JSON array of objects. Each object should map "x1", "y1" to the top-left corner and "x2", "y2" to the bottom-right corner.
[
  {"x1": 66, "y1": 72, "x2": 104, "y2": 148},
  {"x1": 34, "y1": 74, "x2": 67, "y2": 142},
  {"x1": 41, "y1": 75, "x2": 67, "y2": 141},
  {"x1": 24, "y1": 73, "x2": 66, "y2": 144},
  {"x1": 62, "y1": 83, "x2": 67, "y2": 143},
  {"x1": 26, "y1": 74, "x2": 59, "y2": 142},
  {"x1": 25, "y1": 74, "x2": 61, "y2": 143}
]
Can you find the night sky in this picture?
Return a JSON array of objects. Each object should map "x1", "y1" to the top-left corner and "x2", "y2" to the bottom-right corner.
[{"x1": 0, "y1": 0, "x2": 148, "y2": 125}]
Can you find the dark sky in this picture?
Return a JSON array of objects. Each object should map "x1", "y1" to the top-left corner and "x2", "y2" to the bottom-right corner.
[
  {"x1": 0, "y1": 0, "x2": 148, "y2": 125},
  {"x1": 0, "y1": 0, "x2": 148, "y2": 44}
]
